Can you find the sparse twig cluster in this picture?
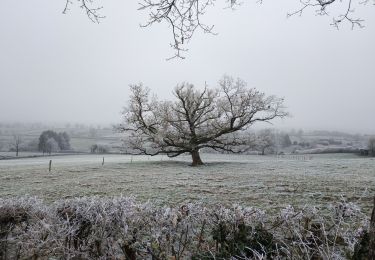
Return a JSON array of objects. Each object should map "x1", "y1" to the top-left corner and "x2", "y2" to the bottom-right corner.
[
  {"x1": 0, "y1": 196, "x2": 371, "y2": 259},
  {"x1": 288, "y1": 0, "x2": 374, "y2": 29},
  {"x1": 63, "y1": 0, "x2": 105, "y2": 23},
  {"x1": 138, "y1": 0, "x2": 239, "y2": 59}
]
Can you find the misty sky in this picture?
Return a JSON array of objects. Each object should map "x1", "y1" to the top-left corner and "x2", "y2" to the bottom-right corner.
[{"x1": 0, "y1": 1, "x2": 374, "y2": 134}]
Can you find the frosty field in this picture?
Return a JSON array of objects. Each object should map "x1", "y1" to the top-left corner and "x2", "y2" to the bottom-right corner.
[{"x1": 0, "y1": 153, "x2": 374, "y2": 213}]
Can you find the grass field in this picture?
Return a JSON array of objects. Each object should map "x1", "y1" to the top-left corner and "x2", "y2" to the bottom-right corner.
[{"x1": 0, "y1": 153, "x2": 374, "y2": 213}]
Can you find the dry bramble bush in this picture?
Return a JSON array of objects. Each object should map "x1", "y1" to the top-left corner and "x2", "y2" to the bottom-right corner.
[{"x1": 0, "y1": 196, "x2": 372, "y2": 259}]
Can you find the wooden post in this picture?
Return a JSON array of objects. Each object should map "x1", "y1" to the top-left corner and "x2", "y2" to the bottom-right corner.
[
  {"x1": 49, "y1": 160, "x2": 52, "y2": 172},
  {"x1": 130, "y1": 155, "x2": 133, "y2": 164},
  {"x1": 369, "y1": 196, "x2": 375, "y2": 260},
  {"x1": 102, "y1": 157, "x2": 104, "y2": 166}
]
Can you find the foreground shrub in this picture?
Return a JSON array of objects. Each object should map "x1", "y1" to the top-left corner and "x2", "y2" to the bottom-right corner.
[{"x1": 0, "y1": 197, "x2": 370, "y2": 259}]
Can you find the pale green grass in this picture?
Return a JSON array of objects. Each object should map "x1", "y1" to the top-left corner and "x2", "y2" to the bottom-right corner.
[{"x1": 0, "y1": 153, "x2": 374, "y2": 213}]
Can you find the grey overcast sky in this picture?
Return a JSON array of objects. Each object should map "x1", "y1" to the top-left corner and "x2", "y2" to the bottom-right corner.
[{"x1": 0, "y1": 1, "x2": 374, "y2": 133}]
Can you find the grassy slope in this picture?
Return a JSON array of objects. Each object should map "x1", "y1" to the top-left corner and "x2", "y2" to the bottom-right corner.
[{"x1": 0, "y1": 153, "x2": 374, "y2": 214}]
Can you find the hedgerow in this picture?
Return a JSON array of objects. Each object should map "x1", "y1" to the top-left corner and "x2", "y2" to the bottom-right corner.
[{"x1": 0, "y1": 196, "x2": 370, "y2": 259}]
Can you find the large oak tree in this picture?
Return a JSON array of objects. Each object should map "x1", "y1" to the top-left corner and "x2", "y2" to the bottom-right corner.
[{"x1": 118, "y1": 76, "x2": 287, "y2": 165}]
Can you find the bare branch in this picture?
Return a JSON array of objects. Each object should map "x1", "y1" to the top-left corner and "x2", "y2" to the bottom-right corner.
[
  {"x1": 138, "y1": 0, "x2": 239, "y2": 59},
  {"x1": 63, "y1": 0, "x2": 105, "y2": 23},
  {"x1": 62, "y1": 0, "x2": 373, "y2": 58},
  {"x1": 287, "y1": 0, "x2": 372, "y2": 29}
]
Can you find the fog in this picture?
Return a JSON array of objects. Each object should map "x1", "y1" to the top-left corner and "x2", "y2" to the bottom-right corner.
[{"x1": 0, "y1": 1, "x2": 374, "y2": 134}]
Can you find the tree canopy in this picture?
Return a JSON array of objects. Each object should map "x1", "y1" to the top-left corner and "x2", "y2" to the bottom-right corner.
[{"x1": 118, "y1": 75, "x2": 287, "y2": 165}]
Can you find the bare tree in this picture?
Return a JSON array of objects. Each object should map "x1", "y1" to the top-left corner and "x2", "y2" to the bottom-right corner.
[
  {"x1": 255, "y1": 129, "x2": 275, "y2": 155},
  {"x1": 46, "y1": 138, "x2": 59, "y2": 155},
  {"x1": 281, "y1": 133, "x2": 292, "y2": 148},
  {"x1": 11, "y1": 134, "x2": 22, "y2": 157},
  {"x1": 118, "y1": 75, "x2": 287, "y2": 166},
  {"x1": 63, "y1": 0, "x2": 374, "y2": 58}
]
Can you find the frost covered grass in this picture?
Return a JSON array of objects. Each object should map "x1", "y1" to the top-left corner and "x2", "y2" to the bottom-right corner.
[
  {"x1": 0, "y1": 196, "x2": 370, "y2": 259},
  {"x1": 0, "y1": 153, "x2": 374, "y2": 214}
]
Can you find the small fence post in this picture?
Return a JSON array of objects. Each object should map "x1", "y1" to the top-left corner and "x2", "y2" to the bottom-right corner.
[
  {"x1": 49, "y1": 160, "x2": 52, "y2": 172},
  {"x1": 130, "y1": 155, "x2": 133, "y2": 164},
  {"x1": 102, "y1": 157, "x2": 105, "y2": 166}
]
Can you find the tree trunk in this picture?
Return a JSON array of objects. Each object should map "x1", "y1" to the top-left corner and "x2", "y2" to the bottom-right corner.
[
  {"x1": 369, "y1": 196, "x2": 375, "y2": 260},
  {"x1": 191, "y1": 150, "x2": 203, "y2": 166}
]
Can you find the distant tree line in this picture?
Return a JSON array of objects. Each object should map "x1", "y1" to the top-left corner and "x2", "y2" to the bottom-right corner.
[
  {"x1": 253, "y1": 131, "x2": 292, "y2": 155},
  {"x1": 38, "y1": 130, "x2": 71, "y2": 155}
]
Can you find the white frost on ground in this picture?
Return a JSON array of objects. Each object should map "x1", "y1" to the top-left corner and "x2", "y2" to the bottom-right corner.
[{"x1": 0, "y1": 153, "x2": 374, "y2": 213}]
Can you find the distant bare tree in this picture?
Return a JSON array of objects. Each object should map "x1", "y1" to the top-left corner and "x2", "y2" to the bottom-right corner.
[
  {"x1": 281, "y1": 133, "x2": 292, "y2": 148},
  {"x1": 46, "y1": 138, "x2": 59, "y2": 155},
  {"x1": 255, "y1": 129, "x2": 275, "y2": 155},
  {"x1": 368, "y1": 137, "x2": 375, "y2": 156},
  {"x1": 11, "y1": 134, "x2": 22, "y2": 157},
  {"x1": 63, "y1": 0, "x2": 374, "y2": 58},
  {"x1": 118, "y1": 75, "x2": 287, "y2": 166},
  {"x1": 89, "y1": 127, "x2": 98, "y2": 138}
]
